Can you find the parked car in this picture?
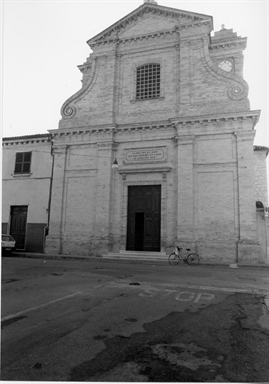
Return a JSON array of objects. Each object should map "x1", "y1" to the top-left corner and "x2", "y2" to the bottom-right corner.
[{"x1": 1, "y1": 234, "x2": 16, "y2": 254}]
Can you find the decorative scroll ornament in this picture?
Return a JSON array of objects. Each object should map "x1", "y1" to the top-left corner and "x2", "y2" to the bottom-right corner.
[
  {"x1": 201, "y1": 39, "x2": 249, "y2": 101},
  {"x1": 60, "y1": 57, "x2": 97, "y2": 119},
  {"x1": 227, "y1": 83, "x2": 247, "y2": 100},
  {"x1": 63, "y1": 105, "x2": 76, "y2": 118}
]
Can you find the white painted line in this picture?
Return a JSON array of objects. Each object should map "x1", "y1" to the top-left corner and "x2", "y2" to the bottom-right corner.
[
  {"x1": 1, "y1": 292, "x2": 83, "y2": 322},
  {"x1": 176, "y1": 284, "x2": 268, "y2": 295},
  {"x1": 113, "y1": 280, "x2": 268, "y2": 295},
  {"x1": 138, "y1": 281, "x2": 268, "y2": 294}
]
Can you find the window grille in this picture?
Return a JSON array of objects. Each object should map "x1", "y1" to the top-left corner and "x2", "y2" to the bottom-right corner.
[
  {"x1": 14, "y1": 152, "x2": 32, "y2": 174},
  {"x1": 136, "y1": 64, "x2": 160, "y2": 100}
]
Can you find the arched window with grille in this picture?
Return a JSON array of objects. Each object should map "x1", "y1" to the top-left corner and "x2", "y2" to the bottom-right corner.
[
  {"x1": 136, "y1": 63, "x2": 161, "y2": 100},
  {"x1": 256, "y1": 201, "x2": 264, "y2": 210}
]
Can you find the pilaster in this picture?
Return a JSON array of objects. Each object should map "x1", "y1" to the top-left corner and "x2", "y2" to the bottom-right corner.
[
  {"x1": 93, "y1": 140, "x2": 117, "y2": 254},
  {"x1": 235, "y1": 131, "x2": 261, "y2": 262},
  {"x1": 178, "y1": 41, "x2": 191, "y2": 110},
  {"x1": 174, "y1": 134, "x2": 195, "y2": 248},
  {"x1": 45, "y1": 145, "x2": 68, "y2": 254}
]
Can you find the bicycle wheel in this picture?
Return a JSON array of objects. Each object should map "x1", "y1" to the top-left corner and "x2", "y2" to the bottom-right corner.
[
  {"x1": 187, "y1": 253, "x2": 199, "y2": 266},
  {"x1": 168, "y1": 253, "x2": 179, "y2": 265}
]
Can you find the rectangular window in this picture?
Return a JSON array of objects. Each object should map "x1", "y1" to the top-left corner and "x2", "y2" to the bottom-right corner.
[
  {"x1": 136, "y1": 64, "x2": 160, "y2": 100},
  {"x1": 14, "y1": 152, "x2": 32, "y2": 174}
]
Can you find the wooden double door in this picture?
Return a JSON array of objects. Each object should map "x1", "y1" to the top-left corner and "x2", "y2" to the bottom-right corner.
[
  {"x1": 10, "y1": 206, "x2": 28, "y2": 249},
  {"x1": 127, "y1": 185, "x2": 161, "y2": 252}
]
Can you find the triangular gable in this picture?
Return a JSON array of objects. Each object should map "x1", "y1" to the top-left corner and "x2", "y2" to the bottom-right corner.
[
  {"x1": 87, "y1": 3, "x2": 213, "y2": 46},
  {"x1": 118, "y1": 13, "x2": 179, "y2": 39}
]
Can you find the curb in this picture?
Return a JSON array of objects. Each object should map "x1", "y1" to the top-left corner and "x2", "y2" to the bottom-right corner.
[{"x1": 7, "y1": 252, "x2": 269, "y2": 269}]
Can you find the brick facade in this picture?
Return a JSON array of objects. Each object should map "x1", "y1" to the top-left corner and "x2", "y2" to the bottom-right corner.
[
  {"x1": 45, "y1": 2, "x2": 265, "y2": 263},
  {"x1": 254, "y1": 147, "x2": 269, "y2": 206}
]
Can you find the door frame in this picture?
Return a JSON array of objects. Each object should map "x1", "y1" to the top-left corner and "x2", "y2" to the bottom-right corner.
[
  {"x1": 127, "y1": 185, "x2": 161, "y2": 252},
  {"x1": 10, "y1": 205, "x2": 28, "y2": 250},
  {"x1": 119, "y1": 174, "x2": 169, "y2": 253}
]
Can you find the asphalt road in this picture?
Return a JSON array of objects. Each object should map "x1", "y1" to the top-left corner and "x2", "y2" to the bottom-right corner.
[{"x1": 1, "y1": 256, "x2": 269, "y2": 381}]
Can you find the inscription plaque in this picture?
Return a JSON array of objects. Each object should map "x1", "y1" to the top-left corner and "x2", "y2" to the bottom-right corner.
[{"x1": 125, "y1": 148, "x2": 165, "y2": 163}]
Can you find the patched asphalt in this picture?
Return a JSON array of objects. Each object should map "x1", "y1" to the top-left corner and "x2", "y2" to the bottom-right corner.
[
  {"x1": 2, "y1": 257, "x2": 269, "y2": 382},
  {"x1": 70, "y1": 293, "x2": 269, "y2": 382}
]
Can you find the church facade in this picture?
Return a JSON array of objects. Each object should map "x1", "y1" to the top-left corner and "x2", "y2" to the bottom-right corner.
[{"x1": 45, "y1": 1, "x2": 265, "y2": 263}]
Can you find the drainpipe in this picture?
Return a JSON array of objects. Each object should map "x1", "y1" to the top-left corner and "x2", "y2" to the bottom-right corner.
[
  {"x1": 43, "y1": 135, "x2": 54, "y2": 252},
  {"x1": 59, "y1": 145, "x2": 68, "y2": 254},
  {"x1": 233, "y1": 132, "x2": 240, "y2": 266},
  {"x1": 46, "y1": 136, "x2": 54, "y2": 233}
]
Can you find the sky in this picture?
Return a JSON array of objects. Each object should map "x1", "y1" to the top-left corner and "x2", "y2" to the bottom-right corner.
[{"x1": 1, "y1": 0, "x2": 268, "y2": 148}]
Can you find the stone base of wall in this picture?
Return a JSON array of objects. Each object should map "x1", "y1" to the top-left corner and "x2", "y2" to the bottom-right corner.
[
  {"x1": 45, "y1": 234, "x2": 61, "y2": 255},
  {"x1": 174, "y1": 239, "x2": 196, "y2": 255},
  {"x1": 237, "y1": 239, "x2": 262, "y2": 264},
  {"x1": 109, "y1": 235, "x2": 123, "y2": 253},
  {"x1": 196, "y1": 241, "x2": 237, "y2": 264},
  {"x1": 45, "y1": 234, "x2": 110, "y2": 257},
  {"x1": 45, "y1": 233, "x2": 264, "y2": 265}
]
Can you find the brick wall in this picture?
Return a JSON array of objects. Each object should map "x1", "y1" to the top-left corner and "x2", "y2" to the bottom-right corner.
[{"x1": 254, "y1": 148, "x2": 269, "y2": 206}]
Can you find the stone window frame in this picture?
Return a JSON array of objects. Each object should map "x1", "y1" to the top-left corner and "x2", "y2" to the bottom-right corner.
[
  {"x1": 136, "y1": 63, "x2": 161, "y2": 100},
  {"x1": 13, "y1": 151, "x2": 32, "y2": 175},
  {"x1": 130, "y1": 57, "x2": 165, "y2": 103}
]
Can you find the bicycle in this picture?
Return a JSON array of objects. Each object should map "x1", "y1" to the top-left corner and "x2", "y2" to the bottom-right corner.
[{"x1": 168, "y1": 245, "x2": 199, "y2": 266}]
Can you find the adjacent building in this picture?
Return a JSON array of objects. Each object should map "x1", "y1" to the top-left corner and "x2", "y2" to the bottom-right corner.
[{"x1": 2, "y1": 134, "x2": 52, "y2": 252}]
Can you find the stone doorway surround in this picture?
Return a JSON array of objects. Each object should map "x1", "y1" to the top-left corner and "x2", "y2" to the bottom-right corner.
[
  {"x1": 127, "y1": 185, "x2": 161, "y2": 252},
  {"x1": 118, "y1": 166, "x2": 171, "y2": 253}
]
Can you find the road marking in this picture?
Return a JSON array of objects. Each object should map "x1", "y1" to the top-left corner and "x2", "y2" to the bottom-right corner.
[
  {"x1": 175, "y1": 291, "x2": 215, "y2": 303},
  {"x1": 194, "y1": 292, "x2": 215, "y2": 303},
  {"x1": 175, "y1": 291, "x2": 196, "y2": 301},
  {"x1": 1, "y1": 292, "x2": 82, "y2": 322},
  {"x1": 139, "y1": 288, "x2": 215, "y2": 302},
  {"x1": 176, "y1": 284, "x2": 268, "y2": 295},
  {"x1": 120, "y1": 280, "x2": 268, "y2": 295}
]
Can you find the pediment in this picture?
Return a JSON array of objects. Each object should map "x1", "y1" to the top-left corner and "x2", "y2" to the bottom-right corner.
[
  {"x1": 87, "y1": 3, "x2": 213, "y2": 46},
  {"x1": 118, "y1": 13, "x2": 178, "y2": 39}
]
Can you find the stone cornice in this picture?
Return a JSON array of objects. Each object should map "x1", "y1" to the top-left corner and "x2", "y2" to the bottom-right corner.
[
  {"x1": 254, "y1": 146, "x2": 269, "y2": 156},
  {"x1": 50, "y1": 127, "x2": 116, "y2": 138},
  {"x1": 209, "y1": 37, "x2": 247, "y2": 50},
  {"x1": 170, "y1": 110, "x2": 261, "y2": 126},
  {"x1": 50, "y1": 122, "x2": 173, "y2": 137},
  {"x1": 50, "y1": 110, "x2": 261, "y2": 139},
  {"x1": 118, "y1": 166, "x2": 172, "y2": 174},
  {"x1": 90, "y1": 23, "x2": 210, "y2": 48},
  {"x1": 116, "y1": 122, "x2": 172, "y2": 132},
  {"x1": 87, "y1": 3, "x2": 212, "y2": 47},
  {"x1": 210, "y1": 27, "x2": 247, "y2": 50},
  {"x1": 78, "y1": 62, "x2": 92, "y2": 74},
  {"x1": 2, "y1": 134, "x2": 51, "y2": 146}
]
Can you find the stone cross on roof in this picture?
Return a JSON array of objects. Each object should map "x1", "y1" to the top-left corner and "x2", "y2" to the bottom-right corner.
[{"x1": 144, "y1": 0, "x2": 158, "y2": 4}]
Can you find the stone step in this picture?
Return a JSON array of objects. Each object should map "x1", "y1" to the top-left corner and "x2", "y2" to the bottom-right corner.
[{"x1": 104, "y1": 251, "x2": 168, "y2": 261}]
